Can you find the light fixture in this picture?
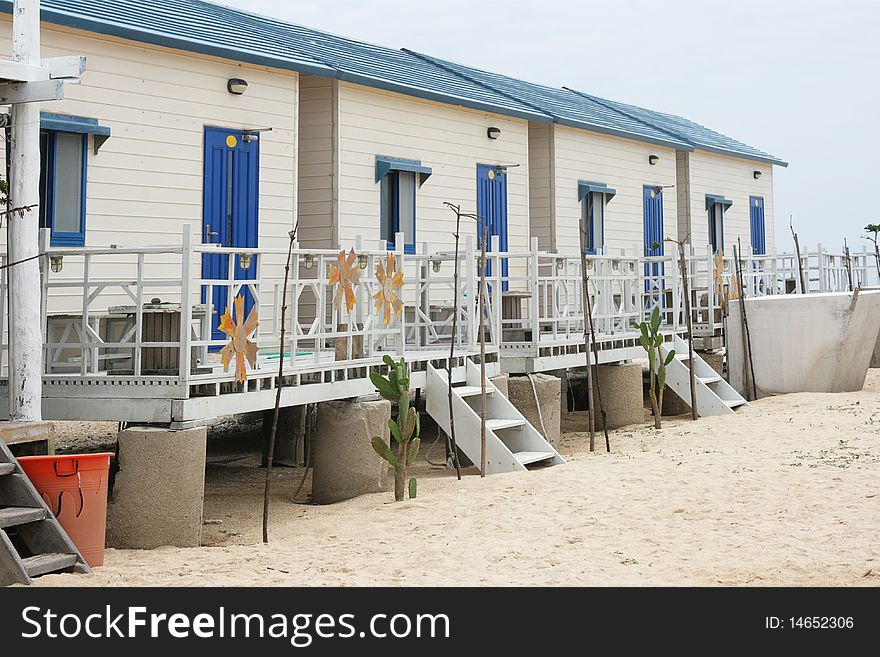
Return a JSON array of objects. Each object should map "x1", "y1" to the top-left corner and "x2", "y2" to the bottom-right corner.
[
  {"x1": 238, "y1": 252, "x2": 253, "y2": 270},
  {"x1": 357, "y1": 254, "x2": 368, "y2": 270},
  {"x1": 753, "y1": 170, "x2": 762, "y2": 180},
  {"x1": 612, "y1": 259, "x2": 620, "y2": 271},
  {"x1": 431, "y1": 257, "x2": 442, "y2": 273},
  {"x1": 556, "y1": 258, "x2": 566, "y2": 271},
  {"x1": 586, "y1": 259, "x2": 594, "y2": 271},
  {"x1": 648, "y1": 154, "x2": 660, "y2": 166},
  {"x1": 49, "y1": 254, "x2": 63, "y2": 273},
  {"x1": 227, "y1": 78, "x2": 248, "y2": 95},
  {"x1": 303, "y1": 253, "x2": 315, "y2": 270},
  {"x1": 487, "y1": 126, "x2": 502, "y2": 140}
]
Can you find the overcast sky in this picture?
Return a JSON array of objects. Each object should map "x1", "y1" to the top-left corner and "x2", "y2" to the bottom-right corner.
[{"x1": 222, "y1": 0, "x2": 879, "y2": 254}]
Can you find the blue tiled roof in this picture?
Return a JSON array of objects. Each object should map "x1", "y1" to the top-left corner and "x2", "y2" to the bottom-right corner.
[
  {"x1": 0, "y1": 0, "x2": 784, "y2": 164},
  {"x1": 566, "y1": 89, "x2": 788, "y2": 166}
]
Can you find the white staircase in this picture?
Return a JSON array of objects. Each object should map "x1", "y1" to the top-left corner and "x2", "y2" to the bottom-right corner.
[
  {"x1": 426, "y1": 360, "x2": 564, "y2": 474},
  {"x1": 661, "y1": 335, "x2": 748, "y2": 416}
]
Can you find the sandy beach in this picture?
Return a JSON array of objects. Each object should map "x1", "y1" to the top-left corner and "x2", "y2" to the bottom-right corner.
[{"x1": 31, "y1": 371, "x2": 880, "y2": 587}]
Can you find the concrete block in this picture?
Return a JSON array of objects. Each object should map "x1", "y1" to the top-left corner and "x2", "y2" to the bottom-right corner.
[
  {"x1": 508, "y1": 374, "x2": 560, "y2": 446},
  {"x1": 728, "y1": 291, "x2": 880, "y2": 395},
  {"x1": 261, "y1": 406, "x2": 307, "y2": 467},
  {"x1": 312, "y1": 399, "x2": 390, "y2": 504},
  {"x1": 0, "y1": 420, "x2": 54, "y2": 455},
  {"x1": 107, "y1": 426, "x2": 207, "y2": 549},
  {"x1": 490, "y1": 373, "x2": 509, "y2": 397},
  {"x1": 872, "y1": 327, "x2": 880, "y2": 368},
  {"x1": 589, "y1": 363, "x2": 645, "y2": 429}
]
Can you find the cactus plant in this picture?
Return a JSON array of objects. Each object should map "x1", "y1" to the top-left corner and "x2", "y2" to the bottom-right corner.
[
  {"x1": 370, "y1": 355, "x2": 420, "y2": 501},
  {"x1": 639, "y1": 306, "x2": 675, "y2": 429}
]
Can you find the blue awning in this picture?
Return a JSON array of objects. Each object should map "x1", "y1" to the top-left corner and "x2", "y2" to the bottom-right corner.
[
  {"x1": 41, "y1": 112, "x2": 111, "y2": 153},
  {"x1": 578, "y1": 181, "x2": 617, "y2": 201},
  {"x1": 705, "y1": 194, "x2": 733, "y2": 210},
  {"x1": 375, "y1": 156, "x2": 433, "y2": 185}
]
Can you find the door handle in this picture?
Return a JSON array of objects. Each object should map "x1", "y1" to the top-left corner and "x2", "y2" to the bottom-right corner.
[{"x1": 205, "y1": 224, "x2": 219, "y2": 242}]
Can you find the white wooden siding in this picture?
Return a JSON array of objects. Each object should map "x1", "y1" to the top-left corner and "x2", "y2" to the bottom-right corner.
[
  {"x1": 335, "y1": 82, "x2": 530, "y2": 262},
  {"x1": 0, "y1": 18, "x2": 298, "y2": 255},
  {"x1": 551, "y1": 125, "x2": 678, "y2": 255},
  {"x1": 685, "y1": 150, "x2": 776, "y2": 254}
]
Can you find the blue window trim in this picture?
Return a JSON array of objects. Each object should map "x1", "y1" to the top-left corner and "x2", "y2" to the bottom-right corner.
[
  {"x1": 708, "y1": 202, "x2": 725, "y2": 254},
  {"x1": 379, "y1": 170, "x2": 417, "y2": 254},
  {"x1": 41, "y1": 130, "x2": 88, "y2": 247},
  {"x1": 41, "y1": 112, "x2": 111, "y2": 153},
  {"x1": 704, "y1": 193, "x2": 732, "y2": 211},
  {"x1": 581, "y1": 191, "x2": 607, "y2": 255},
  {"x1": 375, "y1": 155, "x2": 432, "y2": 186},
  {"x1": 578, "y1": 180, "x2": 616, "y2": 202}
]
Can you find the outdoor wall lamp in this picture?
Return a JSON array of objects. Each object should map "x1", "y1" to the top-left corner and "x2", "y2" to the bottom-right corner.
[
  {"x1": 612, "y1": 259, "x2": 620, "y2": 271},
  {"x1": 555, "y1": 258, "x2": 566, "y2": 271},
  {"x1": 49, "y1": 254, "x2": 63, "y2": 273},
  {"x1": 648, "y1": 154, "x2": 660, "y2": 166},
  {"x1": 431, "y1": 258, "x2": 442, "y2": 273},
  {"x1": 487, "y1": 126, "x2": 502, "y2": 140},
  {"x1": 358, "y1": 254, "x2": 369, "y2": 270},
  {"x1": 227, "y1": 78, "x2": 248, "y2": 95},
  {"x1": 303, "y1": 253, "x2": 315, "y2": 270},
  {"x1": 238, "y1": 252, "x2": 253, "y2": 270},
  {"x1": 753, "y1": 170, "x2": 762, "y2": 180}
]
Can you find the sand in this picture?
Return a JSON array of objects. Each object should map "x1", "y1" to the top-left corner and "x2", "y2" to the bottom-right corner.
[{"x1": 32, "y1": 371, "x2": 880, "y2": 587}]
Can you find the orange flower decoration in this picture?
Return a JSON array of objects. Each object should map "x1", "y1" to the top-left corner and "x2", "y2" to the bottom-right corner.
[
  {"x1": 373, "y1": 254, "x2": 404, "y2": 325},
  {"x1": 218, "y1": 295, "x2": 259, "y2": 383},
  {"x1": 328, "y1": 248, "x2": 360, "y2": 312}
]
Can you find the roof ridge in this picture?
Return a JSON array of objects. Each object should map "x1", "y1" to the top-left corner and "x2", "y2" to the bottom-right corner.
[
  {"x1": 402, "y1": 49, "x2": 554, "y2": 122},
  {"x1": 563, "y1": 86, "x2": 697, "y2": 148}
]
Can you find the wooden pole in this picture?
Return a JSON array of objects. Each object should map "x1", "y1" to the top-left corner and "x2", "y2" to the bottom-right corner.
[
  {"x1": 582, "y1": 270, "x2": 611, "y2": 452},
  {"x1": 263, "y1": 226, "x2": 297, "y2": 543},
  {"x1": 478, "y1": 224, "x2": 488, "y2": 476},
  {"x1": 790, "y1": 215, "x2": 806, "y2": 294},
  {"x1": 734, "y1": 240, "x2": 758, "y2": 402},
  {"x1": 7, "y1": 0, "x2": 43, "y2": 421},
  {"x1": 443, "y1": 202, "x2": 463, "y2": 479},
  {"x1": 844, "y1": 239, "x2": 853, "y2": 292},
  {"x1": 670, "y1": 238, "x2": 698, "y2": 420}
]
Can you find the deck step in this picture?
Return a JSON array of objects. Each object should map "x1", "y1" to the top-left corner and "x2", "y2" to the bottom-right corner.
[
  {"x1": 513, "y1": 451, "x2": 557, "y2": 466},
  {"x1": 455, "y1": 386, "x2": 494, "y2": 398},
  {"x1": 0, "y1": 463, "x2": 14, "y2": 476},
  {"x1": 22, "y1": 553, "x2": 78, "y2": 578},
  {"x1": 726, "y1": 399, "x2": 748, "y2": 409},
  {"x1": 0, "y1": 507, "x2": 48, "y2": 529},
  {"x1": 698, "y1": 375, "x2": 722, "y2": 384},
  {"x1": 486, "y1": 418, "x2": 525, "y2": 432}
]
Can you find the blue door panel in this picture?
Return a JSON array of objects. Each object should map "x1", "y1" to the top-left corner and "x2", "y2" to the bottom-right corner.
[
  {"x1": 476, "y1": 164, "x2": 509, "y2": 291},
  {"x1": 750, "y1": 196, "x2": 766, "y2": 255},
  {"x1": 202, "y1": 128, "x2": 259, "y2": 344},
  {"x1": 643, "y1": 185, "x2": 665, "y2": 303}
]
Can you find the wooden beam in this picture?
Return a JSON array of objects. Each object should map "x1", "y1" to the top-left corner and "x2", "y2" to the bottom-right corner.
[
  {"x1": 43, "y1": 55, "x2": 86, "y2": 79},
  {"x1": 0, "y1": 79, "x2": 64, "y2": 104},
  {"x1": 0, "y1": 59, "x2": 47, "y2": 83}
]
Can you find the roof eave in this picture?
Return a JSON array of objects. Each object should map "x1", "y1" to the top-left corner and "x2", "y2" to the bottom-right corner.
[
  {"x1": 0, "y1": 1, "x2": 337, "y2": 78},
  {"x1": 693, "y1": 144, "x2": 788, "y2": 168}
]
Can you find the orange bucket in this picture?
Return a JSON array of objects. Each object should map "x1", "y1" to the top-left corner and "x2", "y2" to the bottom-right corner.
[{"x1": 18, "y1": 453, "x2": 113, "y2": 567}]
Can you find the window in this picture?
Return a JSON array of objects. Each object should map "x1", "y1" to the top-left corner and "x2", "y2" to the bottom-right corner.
[
  {"x1": 708, "y1": 202, "x2": 724, "y2": 254},
  {"x1": 581, "y1": 191, "x2": 604, "y2": 255},
  {"x1": 39, "y1": 130, "x2": 87, "y2": 246},
  {"x1": 380, "y1": 170, "x2": 416, "y2": 253}
]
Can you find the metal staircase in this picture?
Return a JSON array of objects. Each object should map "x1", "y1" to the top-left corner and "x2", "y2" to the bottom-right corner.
[
  {"x1": 0, "y1": 440, "x2": 91, "y2": 586},
  {"x1": 661, "y1": 335, "x2": 748, "y2": 416},
  {"x1": 426, "y1": 360, "x2": 565, "y2": 474}
]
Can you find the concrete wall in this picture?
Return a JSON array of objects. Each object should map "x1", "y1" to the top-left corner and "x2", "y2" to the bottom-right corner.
[{"x1": 683, "y1": 150, "x2": 776, "y2": 254}]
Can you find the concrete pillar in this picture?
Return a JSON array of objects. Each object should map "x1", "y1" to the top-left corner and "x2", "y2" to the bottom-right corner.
[
  {"x1": 107, "y1": 426, "x2": 207, "y2": 549},
  {"x1": 589, "y1": 363, "x2": 645, "y2": 430},
  {"x1": 507, "y1": 374, "x2": 560, "y2": 446},
  {"x1": 312, "y1": 399, "x2": 390, "y2": 504},
  {"x1": 261, "y1": 406, "x2": 307, "y2": 467},
  {"x1": 489, "y1": 373, "x2": 509, "y2": 397},
  {"x1": 872, "y1": 328, "x2": 880, "y2": 368}
]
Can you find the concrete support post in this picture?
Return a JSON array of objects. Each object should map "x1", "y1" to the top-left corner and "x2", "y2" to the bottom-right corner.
[{"x1": 7, "y1": 0, "x2": 43, "y2": 421}]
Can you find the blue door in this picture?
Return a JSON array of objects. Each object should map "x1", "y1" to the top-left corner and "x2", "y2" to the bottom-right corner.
[
  {"x1": 750, "y1": 196, "x2": 766, "y2": 255},
  {"x1": 202, "y1": 127, "x2": 260, "y2": 343},
  {"x1": 643, "y1": 185, "x2": 665, "y2": 303},
  {"x1": 476, "y1": 164, "x2": 508, "y2": 291}
]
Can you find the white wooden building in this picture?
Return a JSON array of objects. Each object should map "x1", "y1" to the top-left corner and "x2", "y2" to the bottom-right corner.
[{"x1": 0, "y1": 0, "x2": 799, "y2": 431}]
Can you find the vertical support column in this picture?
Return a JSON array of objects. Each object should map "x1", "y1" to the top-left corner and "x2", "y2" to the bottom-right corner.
[
  {"x1": 529, "y1": 237, "x2": 540, "y2": 355},
  {"x1": 38, "y1": 228, "x2": 49, "y2": 371},
  {"x1": 464, "y1": 234, "x2": 476, "y2": 352},
  {"x1": 7, "y1": 0, "x2": 43, "y2": 421},
  {"x1": 395, "y1": 232, "x2": 406, "y2": 354},
  {"x1": 179, "y1": 224, "x2": 193, "y2": 383},
  {"x1": 420, "y1": 240, "x2": 429, "y2": 349}
]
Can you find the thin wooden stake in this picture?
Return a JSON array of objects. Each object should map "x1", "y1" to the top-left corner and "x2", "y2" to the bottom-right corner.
[
  {"x1": 442, "y1": 202, "x2": 464, "y2": 479},
  {"x1": 263, "y1": 224, "x2": 297, "y2": 543},
  {"x1": 790, "y1": 215, "x2": 807, "y2": 294},
  {"x1": 844, "y1": 238, "x2": 853, "y2": 292},
  {"x1": 667, "y1": 237, "x2": 698, "y2": 420},
  {"x1": 734, "y1": 240, "x2": 758, "y2": 402}
]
